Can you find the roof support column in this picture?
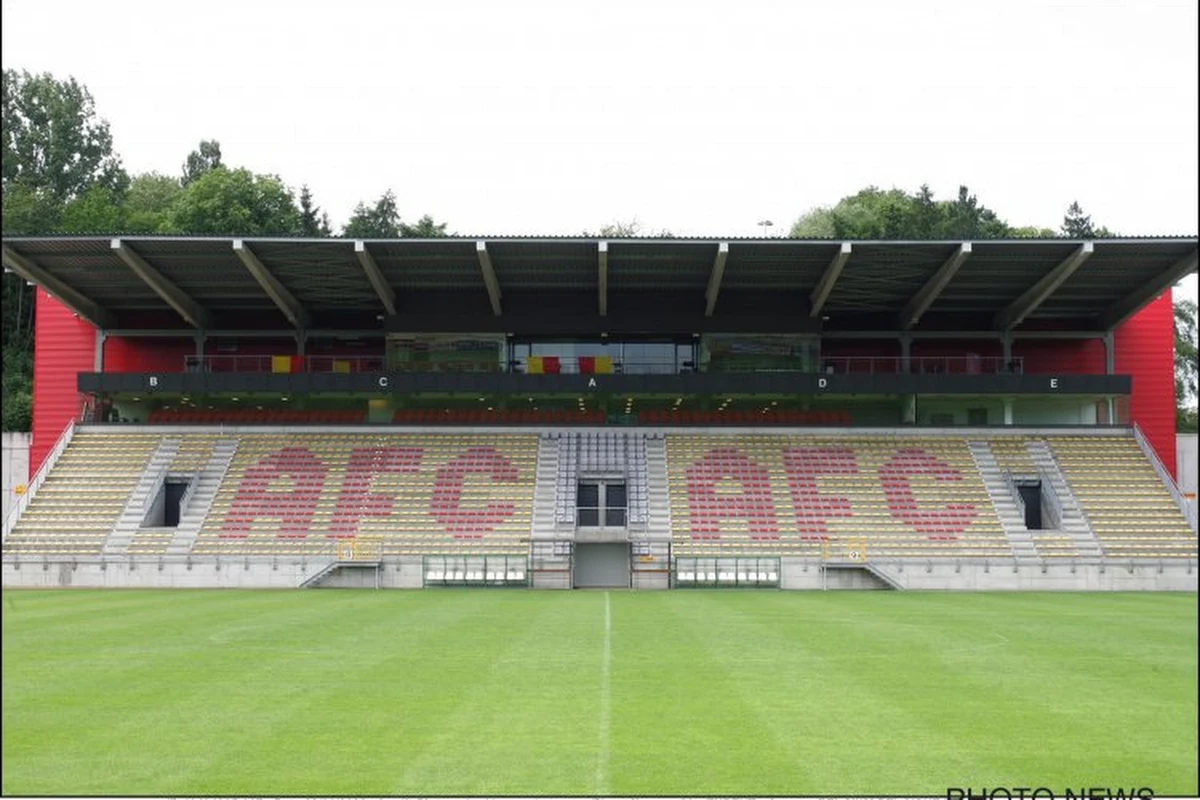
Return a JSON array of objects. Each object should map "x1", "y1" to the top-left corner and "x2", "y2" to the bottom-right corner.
[
  {"x1": 900, "y1": 333, "x2": 912, "y2": 373},
  {"x1": 809, "y1": 242, "x2": 852, "y2": 318},
  {"x1": 1103, "y1": 331, "x2": 1115, "y2": 375},
  {"x1": 232, "y1": 240, "x2": 311, "y2": 330},
  {"x1": 704, "y1": 241, "x2": 730, "y2": 317},
  {"x1": 111, "y1": 239, "x2": 211, "y2": 329},
  {"x1": 993, "y1": 241, "x2": 1093, "y2": 330},
  {"x1": 598, "y1": 241, "x2": 609, "y2": 317},
  {"x1": 475, "y1": 241, "x2": 503, "y2": 316},
  {"x1": 898, "y1": 242, "x2": 971, "y2": 329},
  {"x1": 354, "y1": 241, "x2": 397, "y2": 316}
]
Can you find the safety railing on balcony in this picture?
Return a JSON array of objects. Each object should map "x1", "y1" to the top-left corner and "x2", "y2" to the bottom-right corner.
[
  {"x1": 818, "y1": 356, "x2": 1023, "y2": 375},
  {"x1": 177, "y1": 353, "x2": 1024, "y2": 377}
]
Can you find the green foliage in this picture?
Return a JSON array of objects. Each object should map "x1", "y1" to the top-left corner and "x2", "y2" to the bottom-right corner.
[
  {"x1": 1, "y1": 343, "x2": 33, "y2": 431},
  {"x1": 342, "y1": 190, "x2": 401, "y2": 238},
  {"x1": 788, "y1": 184, "x2": 1011, "y2": 239},
  {"x1": 584, "y1": 219, "x2": 673, "y2": 238},
  {"x1": 399, "y1": 214, "x2": 450, "y2": 238},
  {"x1": 1060, "y1": 200, "x2": 1116, "y2": 238},
  {"x1": 124, "y1": 172, "x2": 183, "y2": 233},
  {"x1": 1175, "y1": 296, "x2": 1198, "y2": 422},
  {"x1": 167, "y1": 167, "x2": 302, "y2": 235},
  {"x1": 1, "y1": 69, "x2": 128, "y2": 203},
  {"x1": 181, "y1": 140, "x2": 222, "y2": 187},
  {"x1": 298, "y1": 185, "x2": 332, "y2": 237},
  {"x1": 59, "y1": 185, "x2": 127, "y2": 233},
  {"x1": 1, "y1": 591, "x2": 1196, "y2": 795},
  {"x1": 0, "y1": 181, "x2": 62, "y2": 235}
]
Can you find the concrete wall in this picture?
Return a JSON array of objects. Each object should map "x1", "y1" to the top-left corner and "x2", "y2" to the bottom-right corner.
[
  {"x1": 1, "y1": 556, "x2": 427, "y2": 589},
  {"x1": 1179, "y1": 434, "x2": 1197, "y2": 523},
  {"x1": 779, "y1": 558, "x2": 1196, "y2": 591},
  {"x1": 2, "y1": 431, "x2": 31, "y2": 522},
  {"x1": 5, "y1": 555, "x2": 1195, "y2": 591}
]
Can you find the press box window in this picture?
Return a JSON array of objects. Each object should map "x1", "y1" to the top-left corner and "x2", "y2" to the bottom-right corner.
[{"x1": 577, "y1": 480, "x2": 627, "y2": 528}]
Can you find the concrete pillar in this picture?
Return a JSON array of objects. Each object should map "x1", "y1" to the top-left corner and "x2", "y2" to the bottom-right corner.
[
  {"x1": 900, "y1": 334, "x2": 912, "y2": 374},
  {"x1": 1003, "y1": 398, "x2": 1014, "y2": 425},
  {"x1": 1105, "y1": 396, "x2": 1115, "y2": 424},
  {"x1": 903, "y1": 394, "x2": 917, "y2": 424},
  {"x1": 94, "y1": 329, "x2": 106, "y2": 372}
]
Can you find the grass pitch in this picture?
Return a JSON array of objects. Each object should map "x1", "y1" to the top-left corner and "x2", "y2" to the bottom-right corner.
[{"x1": 2, "y1": 589, "x2": 1196, "y2": 796}]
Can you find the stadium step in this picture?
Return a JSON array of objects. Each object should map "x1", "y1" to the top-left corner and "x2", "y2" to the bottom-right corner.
[
  {"x1": 103, "y1": 438, "x2": 181, "y2": 556},
  {"x1": 1025, "y1": 440, "x2": 1104, "y2": 559},
  {"x1": 967, "y1": 440, "x2": 1037, "y2": 562},
  {"x1": 531, "y1": 435, "x2": 561, "y2": 539},
  {"x1": 166, "y1": 438, "x2": 240, "y2": 556}
]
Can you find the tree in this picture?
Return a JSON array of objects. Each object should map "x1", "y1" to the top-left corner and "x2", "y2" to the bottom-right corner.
[
  {"x1": 298, "y1": 185, "x2": 332, "y2": 237},
  {"x1": 181, "y1": 140, "x2": 223, "y2": 187},
  {"x1": 2, "y1": 69, "x2": 128, "y2": 203},
  {"x1": 584, "y1": 219, "x2": 673, "y2": 238},
  {"x1": 1061, "y1": 201, "x2": 1115, "y2": 238},
  {"x1": 1176, "y1": 296, "x2": 1198, "y2": 432},
  {"x1": 2, "y1": 69, "x2": 128, "y2": 431},
  {"x1": 59, "y1": 185, "x2": 127, "y2": 233},
  {"x1": 124, "y1": 172, "x2": 183, "y2": 233},
  {"x1": 400, "y1": 214, "x2": 450, "y2": 238},
  {"x1": 167, "y1": 167, "x2": 302, "y2": 235},
  {"x1": 342, "y1": 190, "x2": 401, "y2": 238},
  {"x1": 789, "y1": 185, "x2": 1013, "y2": 240}
]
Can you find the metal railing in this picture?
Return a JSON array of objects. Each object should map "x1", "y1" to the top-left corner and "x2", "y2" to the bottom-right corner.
[
  {"x1": 1038, "y1": 468, "x2": 1064, "y2": 529},
  {"x1": 2, "y1": 419, "x2": 75, "y2": 542},
  {"x1": 819, "y1": 355, "x2": 1023, "y2": 375},
  {"x1": 1133, "y1": 423, "x2": 1198, "y2": 532}
]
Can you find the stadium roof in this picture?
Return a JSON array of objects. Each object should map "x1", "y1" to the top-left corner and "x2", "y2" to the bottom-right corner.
[{"x1": 2, "y1": 235, "x2": 1196, "y2": 334}]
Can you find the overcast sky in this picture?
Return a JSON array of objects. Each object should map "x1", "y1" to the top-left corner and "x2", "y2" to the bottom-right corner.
[{"x1": 2, "y1": 0, "x2": 1196, "y2": 296}]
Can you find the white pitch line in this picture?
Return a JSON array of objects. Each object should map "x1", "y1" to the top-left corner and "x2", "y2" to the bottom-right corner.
[{"x1": 596, "y1": 591, "x2": 611, "y2": 796}]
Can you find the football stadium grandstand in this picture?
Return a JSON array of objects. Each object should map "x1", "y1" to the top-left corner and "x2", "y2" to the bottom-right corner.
[{"x1": 1, "y1": 235, "x2": 1196, "y2": 590}]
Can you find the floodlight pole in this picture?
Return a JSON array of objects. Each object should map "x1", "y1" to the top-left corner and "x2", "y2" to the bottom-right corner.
[{"x1": 758, "y1": 220, "x2": 774, "y2": 237}]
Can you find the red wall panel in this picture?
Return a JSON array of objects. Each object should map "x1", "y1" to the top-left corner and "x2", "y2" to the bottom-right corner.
[
  {"x1": 1012, "y1": 339, "x2": 1105, "y2": 375},
  {"x1": 104, "y1": 337, "x2": 194, "y2": 373},
  {"x1": 31, "y1": 292, "x2": 96, "y2": 474},
  {"x1": 203, "y1": 338, "x2": 296, "y2": 357},
  {"x1": 1116, "y1": 291, "x2": 1176, "y2": 477},
  {"x1": 911, "y1": 340, "x2": 1002, "y2": 358}
]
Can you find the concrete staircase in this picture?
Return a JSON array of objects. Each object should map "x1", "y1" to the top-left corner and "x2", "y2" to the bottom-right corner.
[
  {"x1": 967, "y1": 440, "x2": 1038, "y2": 562},
  {"x1": 531, "y1": 435, "x2": 562, "y2": 540},
  {"x1": 1025, "y1": 439, "x2": 1103, "y2": 559},
  {"x1": 166, "y1": 438, "x2": 239, "y2": 556},
  {"x1": 103, "y1": 438, "x2": 180, "y2": 556},
  {"x1": 644, "y1": 434, "x2": 672, "y2": 541}
]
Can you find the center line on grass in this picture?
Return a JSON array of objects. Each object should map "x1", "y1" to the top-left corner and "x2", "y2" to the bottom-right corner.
[{"x1": 596, "y1": 590, "x2": 611, "y2": 796}]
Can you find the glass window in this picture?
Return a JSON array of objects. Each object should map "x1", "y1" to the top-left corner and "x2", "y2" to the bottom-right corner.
[{"x1": 578, "y1": 483, "x2": 599, "y2": 506}]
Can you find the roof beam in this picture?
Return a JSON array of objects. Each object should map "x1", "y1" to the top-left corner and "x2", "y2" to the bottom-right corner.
[
  {"x1": 110, "y1": 239, "x2": 211, "y2": 329},
  {"x1": 898, "y1": 242, "x2": 972, "y2": 329},
  {"x1": 993, "y1": 241, "x2": 1094, "y2": 331},
  {"x1": 598, "y1": 241, "x2": 609, "y2": 317},
  {"x1": 1, "y1": 245, "x2": 115, "y2": 329},
  {"x1": 232, "y1": 239, "x2": 310, "y2": 330},
  {"x1": 475, "y1": 241, "x2": 502, "y2": 316},
  {"x1": 1100, "y1": 248, "x2": 1198, "y2": 330},
  {"x1": 704, "y1": 241, "x2": 730, "y2": 317},
  {"x1": 353, "y1": 241, "x2": 397, "y2": 316},
  {"x1": 809, "y1": 242, "x2": 852, "y2": 317}
]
